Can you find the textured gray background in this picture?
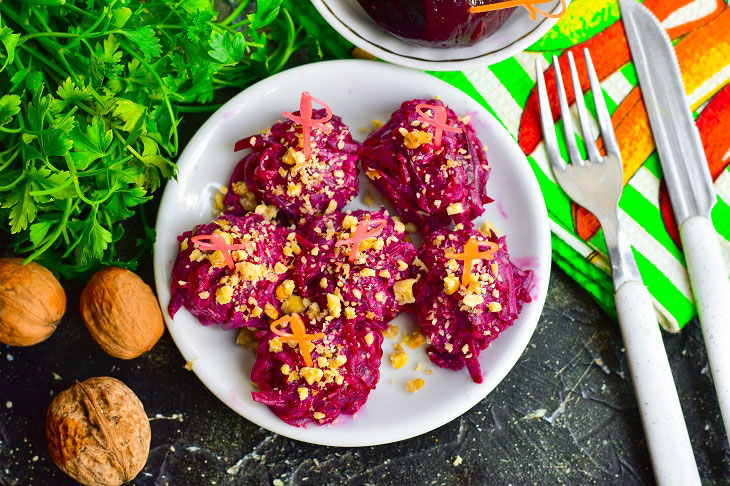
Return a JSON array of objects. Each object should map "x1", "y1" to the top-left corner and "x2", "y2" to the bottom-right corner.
[{"x1": 1, "y1": 258, "x2": 729, "y2": 485}]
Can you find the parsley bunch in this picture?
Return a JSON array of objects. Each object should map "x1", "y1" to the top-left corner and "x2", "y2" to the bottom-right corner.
[{"x1": 0, "y1": 0, "x2": 311, "y2": 277}]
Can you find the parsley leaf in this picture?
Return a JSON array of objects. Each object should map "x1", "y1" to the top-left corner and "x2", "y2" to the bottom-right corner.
[{"x1": 0, "y1": 94, "x2": 20, "y2": 125}]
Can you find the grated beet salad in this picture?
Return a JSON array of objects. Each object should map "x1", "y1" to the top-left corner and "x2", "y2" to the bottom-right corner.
[
  {"x1": 414, "y1": 225, "x2": 532, "y2": 383},
  {"x1": 294, "y1": 209, "x2": 418, "y2": 331},
  {"x1": 224, "y1": 109, "x2": 360, "y2": 224},
  {"x1": 168, "y1": 213, "x2": 295, "y2": 329},
  {"x1": 362, "y1": 99, "x2": 490, "y2": 230},
  {"x1": 251, "y1": 317, "x2": 383, "y2": 427}
]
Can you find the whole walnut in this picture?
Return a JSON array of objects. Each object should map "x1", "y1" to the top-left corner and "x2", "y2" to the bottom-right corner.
[
  {"x1": 46, "y1": 377, "x2": 151, "y2": 486},
  {"x1": 80, "y1": 267, "x2": 164, "y2": 359},
  {"x1": 0, "y1": 257, "x2": 66, "y2": 346}
]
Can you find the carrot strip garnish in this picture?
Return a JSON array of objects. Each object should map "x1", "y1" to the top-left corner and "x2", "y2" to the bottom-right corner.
[
  {"x1": 270, "y1": 313, "x2": 325, "y2": 367},
  {"x1": 415, "y1": 104, "x2": 463, "y2": 147},
  {"x1": 445, "y1": 237, "x2": 499, "y2": 286},
  {"x1": 335, "y1": 219, "x2": 387, "y2": 263},
  {"x1": 283, "y1": 92, "x2": 333, "y2": 160}
]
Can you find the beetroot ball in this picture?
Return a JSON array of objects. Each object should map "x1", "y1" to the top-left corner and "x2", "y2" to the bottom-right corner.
[
  {"x1": 362, "y1": 99, "x2": 490, "y2": 230},
  {"x1": 294, "y1": 209, "x2": 417, "y2": 330},
  {"x1": 169, "y1": 213, "x2": 296, "y2": 329},
  {"x1": 251, "y1": 316, "x2": 383, "y2": 427},
  {"x1": 225, "y1": 109, "x2": 360, "y2": 224},
  {"x1": 414, "y1": 225, "x2": 532, "y2": 383}
]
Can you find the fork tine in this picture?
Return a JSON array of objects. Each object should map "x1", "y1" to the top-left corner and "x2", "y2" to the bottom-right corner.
[
  {"x1": 567, "y1": 52, "x2": 602, "y2": 164},
  {"x1": 552, "y1": 55, "x2": 584, "y2": 166},
  {"x1": 535, "y1": 58, "x2": 566, "y2": 171},
  {"x1": 584, "y1": 48, "x2": 620, "y2": 158}
]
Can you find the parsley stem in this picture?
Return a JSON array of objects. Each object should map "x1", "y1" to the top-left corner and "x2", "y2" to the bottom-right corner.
[
  {"x1": 0, "y1": 126, "x2": 22, "y2": 134},
  {"x1": 0, "y1": 173, "x2": 25, "y2": 192},
  {"x1": 221, "y1": 0, "x2": 252, "y2": 26},
  {"x1": 0, "y1": 149, "x2": 20, "y2": 172},
  {"x1": 29, "y1": 176, "x2": 74, "y2": 196},
  {"x1": 118, "y1": 40, "x2": 179, "y2": 154},
  {"x1": 176, "y1": 104, "x2": 222, "y2": 113},
  {"x1": 23, "y1": 198, "x2": 73, "y2": 265},
  {"x1": 19, "y1": 32, "x2": 79, "y2": 42}
]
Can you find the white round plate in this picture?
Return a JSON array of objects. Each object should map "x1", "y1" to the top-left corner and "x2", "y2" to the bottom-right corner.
[
  {"x1": 154, "y1": 60, "x2": 550, "y2": 447},
  {"x1": 311, "y1": 0, "x2": 568, "y2": 71}
]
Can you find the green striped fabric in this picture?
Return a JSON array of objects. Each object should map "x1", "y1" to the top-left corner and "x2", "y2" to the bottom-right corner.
[{"x1": 289, "y1": 0, "x2": 730, "y2": 332}]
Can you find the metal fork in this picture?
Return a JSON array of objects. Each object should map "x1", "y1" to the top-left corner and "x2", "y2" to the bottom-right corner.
[{"x1": 536, "y1": 50, "x2": 701, "y2": 486}]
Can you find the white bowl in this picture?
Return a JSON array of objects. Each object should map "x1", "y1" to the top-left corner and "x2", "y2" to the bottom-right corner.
[
  {"x1": 311, "y1": 0, "x2": 568, "y2": 71},
  {"x1": 153, "y1": 60, "x2": 551, "y2": 446}
]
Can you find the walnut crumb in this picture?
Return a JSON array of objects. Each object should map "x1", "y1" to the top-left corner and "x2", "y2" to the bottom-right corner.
[{"x1": 406, "y1": 378, "x2": 425, "y2": 393}]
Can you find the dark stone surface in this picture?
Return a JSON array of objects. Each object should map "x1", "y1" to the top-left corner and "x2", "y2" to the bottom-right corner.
[{"x1": 1, "y1": 259, "x2": 729, "y2": 485}]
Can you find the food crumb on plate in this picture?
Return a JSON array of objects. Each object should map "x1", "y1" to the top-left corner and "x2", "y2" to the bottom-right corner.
[
  {"x1": 382, "y1": 324, "x2": 400, "y2": 339},
  {"x1": 390, "y1": 344, "x2": 409, "y2": 369},
  {"x1": 406, "y1": 378, "x2": 424, "y2": 393}
]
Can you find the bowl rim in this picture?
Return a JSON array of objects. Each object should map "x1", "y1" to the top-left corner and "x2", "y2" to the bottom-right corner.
[{"x1": 311, "y1": 0, "x2": 568, "y2": 71}]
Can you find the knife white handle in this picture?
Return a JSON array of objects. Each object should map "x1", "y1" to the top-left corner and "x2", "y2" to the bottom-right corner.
[
  {"x1": 680, "y1": 215, "x2": 730, "y2": 443},
  {"x1": 615, "y1": 281, "x2": 701, "y2": 486}
]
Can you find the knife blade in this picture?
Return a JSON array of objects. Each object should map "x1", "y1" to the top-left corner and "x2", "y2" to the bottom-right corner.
[
  {"x1": 618, "y1": 0, "x2": 715, "y2": 223},
  {"x1": 619, "y1": 0, "x2": 730, "y2": 446}
]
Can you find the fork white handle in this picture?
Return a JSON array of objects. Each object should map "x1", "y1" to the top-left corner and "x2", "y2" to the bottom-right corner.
[
  {"x1": 680, "y1": 215, "x2": 730, "y2": 443},
  {"x1": 615, "y1": 281, "x2": 701, "y2": 486}
]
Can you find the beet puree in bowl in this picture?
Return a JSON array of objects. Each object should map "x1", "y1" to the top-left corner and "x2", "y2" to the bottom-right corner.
[{"x1": 356, "y1": 0, "x2": 516, "y2": 47}]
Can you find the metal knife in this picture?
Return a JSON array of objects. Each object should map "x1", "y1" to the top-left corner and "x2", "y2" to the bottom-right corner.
[{"x1": 619, "y1": 0, "x2": 730, "y2": 445}]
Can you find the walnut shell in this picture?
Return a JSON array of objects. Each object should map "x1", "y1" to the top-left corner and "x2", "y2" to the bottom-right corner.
[
  {"x1": 0, "y1": 257, "x2": 66, "y2": 346},
  {"x1": 80, "y1": 267, "x2": 164, "y2": 359},
  {"x1": 46, "y1": 377, "x2": 151, "y2": 486}
]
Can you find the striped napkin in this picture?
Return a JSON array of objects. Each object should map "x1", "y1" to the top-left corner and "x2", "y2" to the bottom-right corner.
[{"x1": 289, "y1": 0, "x2": 730, "y2": 332}]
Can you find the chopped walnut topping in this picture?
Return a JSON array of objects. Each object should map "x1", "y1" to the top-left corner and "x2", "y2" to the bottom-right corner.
[
  {"x1": 313, "y1": 412, "x2": 325, "y2": 420},
  {"x1": 237, "y1": 262, "x2": 267, "y2": 281},
  {"x1": 287, "y1": 182, "x2": 302, "y2": 197},
  {"x1": 198, "y1": 291, "x2": 210, "y2": 299},
  {"x1": 325, "y1": 199, "x2": 338, "y2": 214},
  {"x1": 327, "y1": 293, "x2": 342, "y2": 318},
  {"x1": 282, "y1": 147, "x2": 306, "y2": 166},
  {"x1": 264, "y1": 303, "x2": 279, "y2": 320},
  {"x1": 443, "y1": 276, "x2": 460, "y2": 295},
  {"x1": 488, "y1": 302, "x2": 503, "y2": 313},
  {"x1": 403, "y1": 130, "x2": 433, "y2": 149},
  {"x1": 462, "y1": 294, "x2": 484, "y2": 308},
  {"x1": 393, "y1": 279, "x2": 417, "y2": 305},
  {"x1": 342, "y1": 215, "x2": 359, "y2": 229},
  {"x1": 365, "y1": 169, "x2": 382, "y2": 180},
  {"x1": 268, "y1": 337, "x2": 283, "y2": 353},
  {"x1": 297, "y1": 387, "x2": 309, "y2": 401},
  {"x1": 446, "y1": 202, "x2": 464, "y2": 215},
  {"x1": 254, "y1": 203, "x2": 278, "y2": 221},
  {"x1": 300, "y1": 367, "x2": 324, "y2": 385},
  {"x1": 480, "y1": 221, "x2": 499, "y2": 237},
  {"x1": 281, "y1": 295, "x2": 306, "y2": 314},
  {"x1": 364, "y1": 332, "x2": 374, "y2": 346},
  {"x1": 216, "y1": 285, "x2": 234, "y2": 305},
  {"x1": 275, "y1": 280, "x2": 295, "y2": 300},
  {"x1": 274, "y1": 262, "x2": 288, "y2": 274}
]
